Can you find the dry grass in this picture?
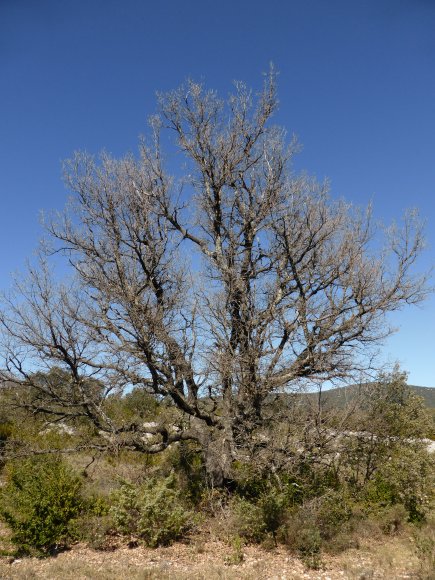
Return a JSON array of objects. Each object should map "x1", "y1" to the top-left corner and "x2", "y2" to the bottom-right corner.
[
  {"x1": 0, "y1": 542, "x2": 307, "y2": 580},
  {"x1": 68, "y1": 452, "x2": 148, "y2": 497},
  {"x1": 338, "y1": 536, "x2": 420, "y2": 579},
  {"x1": 0, "y1": 535, "x2": 427, "y2": 580}
]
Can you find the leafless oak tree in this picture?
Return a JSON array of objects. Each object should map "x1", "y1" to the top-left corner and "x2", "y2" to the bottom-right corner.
[{"x1": 0, "y1": 72, "x2": 429, "y2": 479}]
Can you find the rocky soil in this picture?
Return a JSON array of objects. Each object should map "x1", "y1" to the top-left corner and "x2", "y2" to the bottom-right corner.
[{"x1": 0, "y1": 536, "x2": 422, "y2": 580}]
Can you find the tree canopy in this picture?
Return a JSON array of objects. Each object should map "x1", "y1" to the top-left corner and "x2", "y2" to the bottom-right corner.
[{"x1": 0, "y1": 72, "x2": 428, "y2": 478}]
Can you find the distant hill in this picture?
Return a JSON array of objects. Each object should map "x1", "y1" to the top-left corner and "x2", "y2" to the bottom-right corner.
[
  {"x1": 312, "y1": 384, "x2": 435, "y2": 409},
  {"x1": 408, "y1": 385, "x2": 435, "y2": 408}
]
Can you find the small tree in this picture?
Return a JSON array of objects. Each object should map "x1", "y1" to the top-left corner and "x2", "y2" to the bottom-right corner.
[
  {"x1": 0, "y1": 71, "x2": 429, "y2": 482},
  {"x1": 361, "y1": 370, "x2": 431, "y2": 440},
  {"x1": 342, "y1": 370, "x2": 433, "y2": 487},
  {"x1": 0, "y1": 456, "x2": 83, "y2": 554}
]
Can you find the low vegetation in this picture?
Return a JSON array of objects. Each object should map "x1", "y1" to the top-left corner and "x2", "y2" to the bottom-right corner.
[
  {"x1": 0, "y1": 371, "x2": 434, "y2": 577},
  {"x1": 0, "y1": 456, "x2": 84, "y2": 555}
]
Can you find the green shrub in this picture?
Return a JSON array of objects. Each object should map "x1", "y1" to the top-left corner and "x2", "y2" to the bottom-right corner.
[
  {"x1": 231, "y1": 461, "x2": 268, "y2": 499},
  {"x1": 258, "y1": 486, "x2": 290, "y2": 539},
  {"x1": 224, "y1": 535, "x2": 245, "y2": 565},
  {"x1": 0, "y1": 455, "x2": 84, "y2": 555},
  {"x1": 361, "y1": 371, "x2": 432, "y2": 440},
  {"x1": 168, "y1": 442, "x2": 206, "y2": 503},
  {"x1": 220, "y1": 480, "x2": 301, "y2": 546},
  {"x1": 71, "y1": 514, "x2": 113, "y2": 551},
  {"x1": 70, "y1": 493, "x2": 111, "y2": 550},
  {"x1": 227, "y1": 496, "x2": 267, "y2": 543},
  {"x1": 294, "y1": 525, "x2": 322, "y2": 569},
  {"x1": 223, "y1": 481, "x2": 304, "y2": 545},
  {"x1": 413, "y1": 517, "x2": 435, "y2": 579},
  {"x1": 0, "y1": 422, "x2": 12, "y2": 443},
  {"x1": 376, "y1": 504, "x2": 408, "y2": 535},
  {"x1": 0, "y1": 422, "x2": 12, "y2": 468},
  {"x1": 363, "y1": 445, "x2": 435, "y2": 521},
  {"x1": 314, "y1": 490, "x2": 353, "y2": 540},
  {"x1": 110, "y1": 475, "x2": 195, "y2": 547},
  {"x1": 280, "y1": 510, "x2": 323, "y2": 568},
  {"x1": 280, "y1": 489, "x2": 357, "y2": 562}
]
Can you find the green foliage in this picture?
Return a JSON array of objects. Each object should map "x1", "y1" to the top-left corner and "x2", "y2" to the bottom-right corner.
[
  {"x1": 370, "y1": 504, "x2": 408, "y2": 536},
  {"x1": 280, "y1": 488, "x2": 357, "y2": 565},
  {"x1": 71, "y1": 514, "x2": 113, "y2": 551},
  {"x1": 281, "y1": 512, "x2": 323, "y2": 569},
  {"x1": 258, "y1": 485, "x2": 294, "y2": 538},
  {"x1": 295, "y1": 461, "x2": 339, "y2": 499},
  {"x1": 363, "y1": 445, "x2": 435, "y2": 521},
  {"x1": 0, "y1": 366, "x2": 432, "y2": 560},
  {"x1": 110, "y1": 475, "x2": 195, "y2": 547},
  {"x1": 224, "y1": 535, "x2": 245, "y2": 565},
  {"x1": 103, "y1": 388, "x2": 160, "y2": 424},
  {"x1": 0, "y1": 422, "x2": 12, "y2": 443},
  {"x1": 313, "y1": 490, "x2": 353, "y2": 540},
  {"x1": 223, "y1": 479, "x2": 302, "y2": 545},
  {"x1": 86, "y1": 493, "x2": 110, "y2": 517},
  {"x1": 362, "y1": 370, "x2": 431, "y2": 440},
  {"x1": 69, "y1": 492, "x2": 111, "y2": 550},
  {"x1": 0, "y1": 455, "x2": 84, "y2": 555},
  {"x1": 413, "y1": 517, "x2": 435, "y2": 580},
  {"x1": 295, "y1": 526, "x2": 322, "y2": 569},
  {"x1": 231, "y1": 461, "x2": 268, "y2": 499},
  {"x1": 168, "y1": 442, "x2": 206, "y2": 503},
  {"x1": 427, "y1": 409, "x2": 435, "y2": 440},
  {"x1": 0, "y1": 422, "x2": 12, "y2": 468},
  {"x1": 227, "y1": 496, "x2": 267, "y2": 543},
  {"x1": 338, "y1": 371, "x2": 434, "y2": 497},
  {"x1": 231, "y1": 459, "x2": 306, "y2": 507}
]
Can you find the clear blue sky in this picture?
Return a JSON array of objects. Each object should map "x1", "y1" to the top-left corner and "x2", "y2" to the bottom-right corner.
[{"x1": 1, "y1": 0, "x2": 434, "y2": 385}]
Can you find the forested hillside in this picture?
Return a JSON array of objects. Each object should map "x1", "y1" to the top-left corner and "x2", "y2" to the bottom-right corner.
[{"x1": 311, "y1": 384, "x2": 435, "y2": 409}]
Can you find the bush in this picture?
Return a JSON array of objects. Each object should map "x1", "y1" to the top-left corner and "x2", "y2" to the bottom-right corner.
[
  {"x1": 376, "y1": 504, "x2": 408, "y2": 536},
  {"x1": 222, "y1": 483, "x2": 295, "y2": 545},
  {"x1": 280, "y1": 489, "x2": 357, "y2": 563},
  {"x1": 168, "y1": 442, "x2": 207, "y2": 504},
  {"x1": 70, "y1": 493, "x2": 111, "y2": 550},
  {"x1": 0, "y1": 422, "x2": 12, "y2": 468},
  {"x1": 280, "y1": 511, "x2": 322, "y2": 568},
  {"x1": 226, "y1": 496, "x2": 267, "y2": 543},
  {"x1": 224, "y1": 535, "x2": 245, "y2": 565},
  {"x1": 314, "y1": 490, "x2": 353, "y2": 540},
  {"x1": 413, "y1": 517, "x2": 435, "y2": 579},
  {"x1": 363, "y1": 445, "x2": 435, "y2": 521},
  {"x1": 0, "y1": 455, "x2": 84, "y2": 555},
  {"x1": 231, "y1": 461, "x2": 268, "y2": 499},
  {"x1": 0, "y1": 422, "x2": 12, "y2": 443},
  {"x1": 110, "y1": 475, "x2": 195, "y2": 547},
  {"x1": 258, "y1": 486, "x2": 292, "y2": 539},
  {"x1": 295, "y1": 526, "x2": 322, "y2": 569},
  {"x1": 71, "y1": 514, "x2": 113, "y2": 551}
]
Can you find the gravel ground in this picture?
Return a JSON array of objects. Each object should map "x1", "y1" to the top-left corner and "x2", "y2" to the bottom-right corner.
[{"x1": 0, "y1": 537, "x2": 421, "y2": 580}]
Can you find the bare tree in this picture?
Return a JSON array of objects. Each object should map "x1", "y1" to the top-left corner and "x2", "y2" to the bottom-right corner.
[{"x1": 0, "y1": 72, "x2": 429, "y2": 479}]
